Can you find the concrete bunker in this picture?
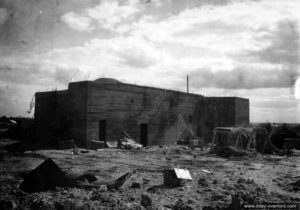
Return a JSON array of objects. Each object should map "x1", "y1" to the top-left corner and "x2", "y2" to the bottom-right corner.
[{"x1": 34, "y1": 78, "x2": 250, "y2": 148}]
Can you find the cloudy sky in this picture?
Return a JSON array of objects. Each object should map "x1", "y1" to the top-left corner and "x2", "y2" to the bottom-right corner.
[{"x1": 0, "y1": 0, "x2": 299, "y2": 123}]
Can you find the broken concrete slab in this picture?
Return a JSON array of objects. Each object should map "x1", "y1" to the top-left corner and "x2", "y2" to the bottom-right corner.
[
  {"x1": 174, "y1": 168, "x2": 192, "y2": 180},
  {"x1": 163, "y1": 168, "x2": 192, "y2": 187},
  {"x1": 107, "y1": 172, "x2": 133, "y2": 190},
  {"x1": 20, "y1": 159, "x2": 102, "y2": 192},
  {"x1": 106, "y1": 141, "x2": 118, "y2": 148},
  {"x1": 76, "y1": 172, "x2": 133, "y2": 190},
  {"x1": 90, "y1": 140, "x2": 105, "y2": 149},
  {"x1": 19, "y1": 158, "x2": 69, "y2": 192}
]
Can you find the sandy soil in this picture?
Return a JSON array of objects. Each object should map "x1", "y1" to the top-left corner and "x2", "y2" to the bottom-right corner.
[{"x1": 0, "y1": 143, "x2": 299, "y2": 209}]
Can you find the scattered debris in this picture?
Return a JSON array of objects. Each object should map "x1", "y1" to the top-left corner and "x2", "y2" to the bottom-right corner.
[
  {"x1": 163, "y1": 168, "x2": 192, "y2": 187},
  {"x1": 0, "y1": 116, "x2": 18, "y2": 128},
  {"x1": 118, "y1": 137, "x2": 142, "y2": 149},
  {"x1": 201, "y1": 169, "x2": 212, "y2": 174},
  {"x1": 107, "y1": 172, "x2": 134, "y2": 190},
  {"x1": 80, "y1": 150, "x2": 89, "y2": 154},
  {"x1": 117, "y1": 131, "x2": 143, "y2": 149},
  {"x1": 1, "y1": 133, "x2": 299, "y2": 209},
  {"x1": 69, "y1": 171, "x2": 133, "y2": 190},
  {"x1": 90, "y1": 140, "x2": 105, "y2": 149},
  {"x1": 122, "y1": 131, "x2": 133, "y2": 140},
  {"x1": 9, "y1": 120, "x2": 17, "y2": 125},
  {"x1": 177, "y1": 139, "x2": 198, "y2": 147},
  {"x1": 264, "y1": 155, "x2": 283, "y2": 161},
  {"x1": 106, "y1": 141, "x2": 118, "y2": 148},
  {"x1": 164, "y1": 204, "x2": 174, "y2": 209}
]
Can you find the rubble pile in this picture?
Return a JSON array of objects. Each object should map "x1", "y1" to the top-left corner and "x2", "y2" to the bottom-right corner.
[{"x1": 118, "y1": 137, "x2": 143, "y2": 149}]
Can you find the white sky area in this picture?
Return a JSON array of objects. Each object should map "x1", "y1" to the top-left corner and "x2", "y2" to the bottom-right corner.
[{"x1": 0, "y1": 0, "x2": 299, "y2": 123}]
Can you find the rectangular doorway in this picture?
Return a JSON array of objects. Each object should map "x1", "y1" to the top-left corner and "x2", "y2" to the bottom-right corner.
[
  {"x1": 140, "y1": 123, "x2": 148, "y2": 146},
  {"x1": 99, "y1": 120, "x2": 106, "y2": 142}
]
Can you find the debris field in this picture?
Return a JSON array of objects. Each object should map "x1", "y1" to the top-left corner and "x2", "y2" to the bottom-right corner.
[{"x1": 0, "y1": 144, "x2": 299, "y2": 209}]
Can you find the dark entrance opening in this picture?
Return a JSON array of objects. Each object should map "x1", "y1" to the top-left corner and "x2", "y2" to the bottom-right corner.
[
  {"x1": 99, "y1": 120, "x2": 106, "y2": 142},
  {"x1": 140, "y1": 123, "x2": 148, "y2": 146}
]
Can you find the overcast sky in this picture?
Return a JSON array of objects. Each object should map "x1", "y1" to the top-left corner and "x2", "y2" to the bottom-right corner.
[{"x1": 0, "y1": 0, "x2": 299, "y2": 123}]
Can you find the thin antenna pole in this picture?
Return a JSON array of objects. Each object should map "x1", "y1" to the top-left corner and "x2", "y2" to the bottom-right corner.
[{"x1": 187, "y1": 75, "x2": 189, "y2": 93}]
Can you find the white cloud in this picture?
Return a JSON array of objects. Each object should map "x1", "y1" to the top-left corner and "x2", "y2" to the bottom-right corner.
[
  {"x1": 40, "y1": 35, "x2": 172, "y2": 86},
  {"x1": 7, "y1": 0, "x2": 299, "y2": 91},
  {"x1": 87, "y1": 0, "x2": 139, "y2": 30},
  {"x1": 1, "y1": 0, "x2": 300, "y2": 122},
  {"x1": 61, "y1": 0, "x2": 141, "y2": 32},
  {"x1": 126, "y1": 0, "x2": 300, "y2": 89},
  {"x1": 188, "y1": 66, "x2": 293, "y2": 89},
  {"x1": 61, "y1": 12, "x2": 94, "y2": 32},
  {"x1": 129, "y1": 0, "x2": 300, "y2": 47}
]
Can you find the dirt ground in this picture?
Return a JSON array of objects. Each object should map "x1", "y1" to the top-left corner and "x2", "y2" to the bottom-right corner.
[{"x1": 0, "y1": 141, "x2": 299, "y2": 209}]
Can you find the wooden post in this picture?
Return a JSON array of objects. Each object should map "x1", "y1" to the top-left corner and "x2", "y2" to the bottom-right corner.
[{"x1": 187, "y1": 75, "x2": 189, "y2": 93}]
